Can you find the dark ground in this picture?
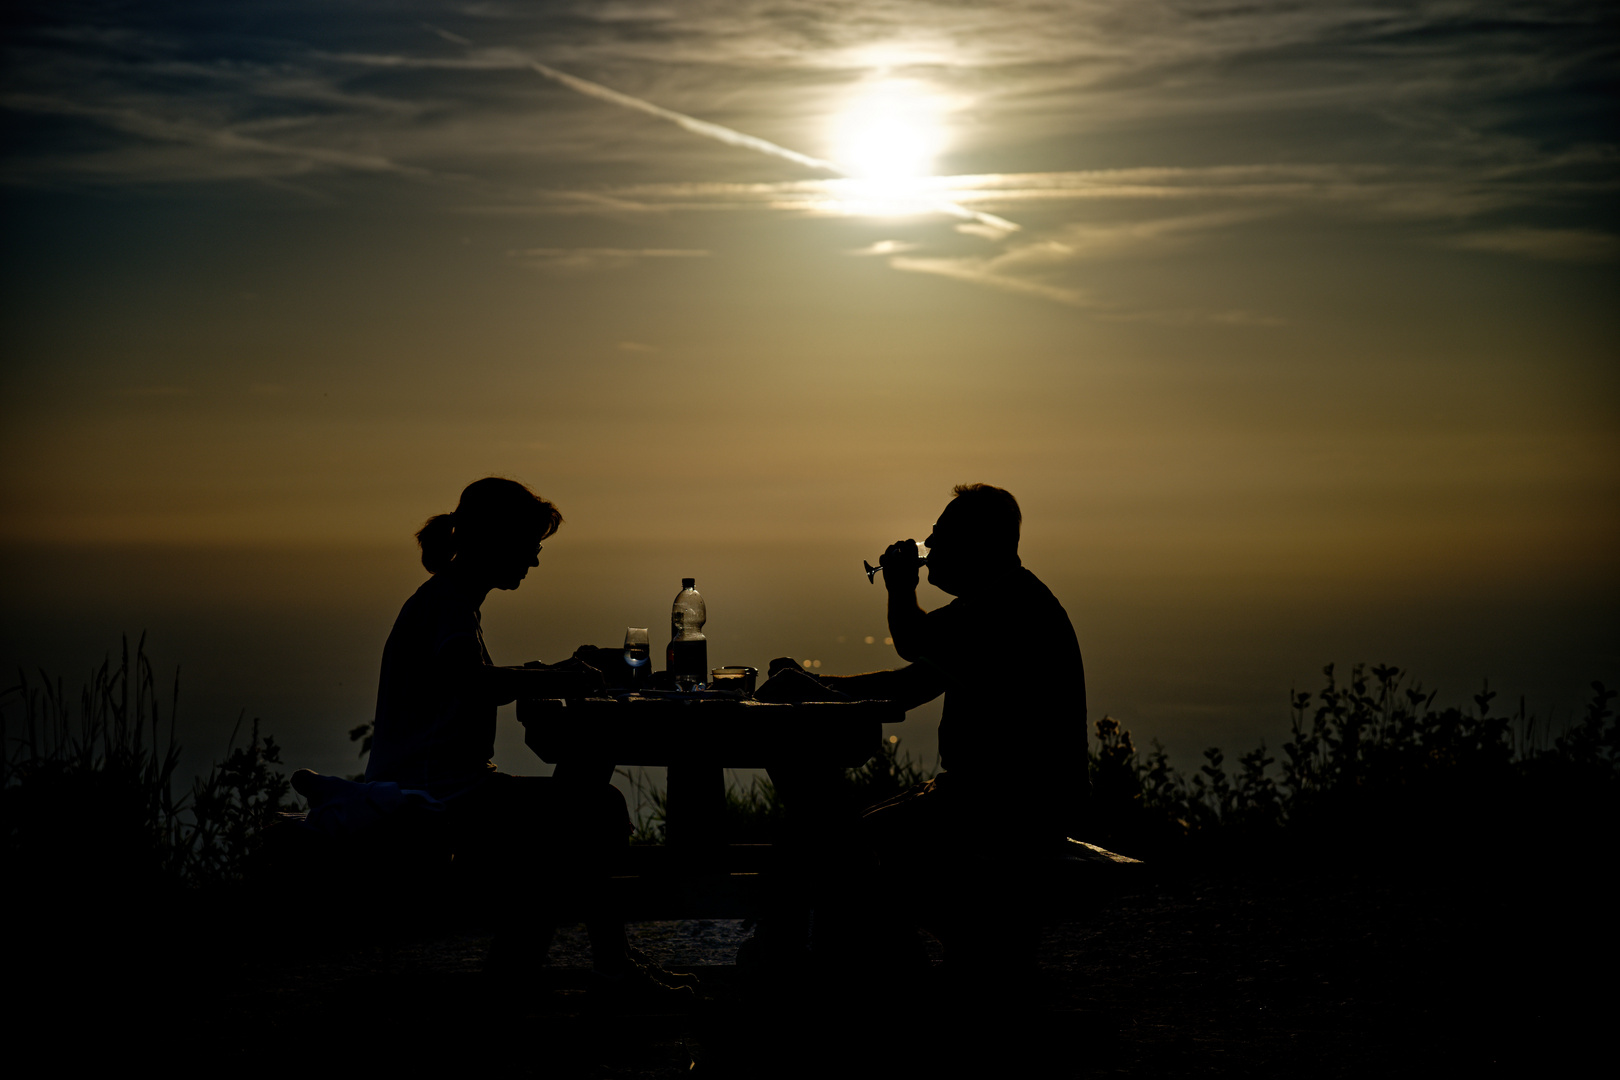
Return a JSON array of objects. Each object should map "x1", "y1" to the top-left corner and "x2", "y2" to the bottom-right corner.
[{"x1": 24, "y1": 863, "x2": 1606, "y2": 1077}]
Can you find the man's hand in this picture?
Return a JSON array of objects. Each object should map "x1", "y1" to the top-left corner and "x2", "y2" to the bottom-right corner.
[
  {"x1": 880, "y1": 538, "x2": 922, "y2": 594},
  {"x1": 757, "y1": 659, "x2": 849, "y2": 703}
]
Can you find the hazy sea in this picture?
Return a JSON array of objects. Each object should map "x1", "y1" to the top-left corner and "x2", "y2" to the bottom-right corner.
[{"x1": 4, "y1": 539, "x2": 1614, "y2": 812}]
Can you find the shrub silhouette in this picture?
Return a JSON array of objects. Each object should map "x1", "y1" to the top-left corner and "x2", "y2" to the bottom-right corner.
[
  {"x1": 2, "y1": 636, "x2": 298, "y2": 891},
  {"x1": 8, "y1": 644, "x2": 1614, "y2": 880},
  {"x1": 1089, "y1": 663, "x2": 1618, "y2": 862},
  {"x1": 620, "y1": 734, "x2": 931, "y2": 844}
]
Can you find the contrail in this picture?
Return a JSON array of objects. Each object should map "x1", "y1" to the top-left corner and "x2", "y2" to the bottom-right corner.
[{"x1": 425, "y1": 25, "x2": 1019, "y2": 234}]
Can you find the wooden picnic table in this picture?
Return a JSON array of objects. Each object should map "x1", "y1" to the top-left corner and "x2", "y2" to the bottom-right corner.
[{"x1": 516, "y1": 694, "x2": 905, "y2": 918}]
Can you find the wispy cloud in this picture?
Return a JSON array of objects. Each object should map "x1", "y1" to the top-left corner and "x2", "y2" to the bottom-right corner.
[
  {"x1": 2, "y1": 0, "x2": 1612, "y2": 314},
  {"x1": 507, "y1": 247, "x2": 710, "y2": 275},
  {"x1": 483, "y1": 164, "x2": 1596, "y2": 224},
  {"x1": 1040, "y1": 211, "x2": 1273, "y2": 260},
  {"x1": 7, "y1": 3, "x2": 1611, "y2": 189},
  {"x1": 425, "y1": 24, "x2": 844, "y2": 175},
  {"x1": 889, "y1": 253, "x2": 1098, "y2": 309},
  {"x1": 847, "y1": 240, "x2": 921, "y2": 256},
  {"x1": 1447, "y1": 227, "x2": 1620, "y2": 263},
  {"x1": 421, "y1": 25, "x2": 1020, "y2": 233},
  {"x1": 121, "y1": 385, "x2": 192, "y2": 398},
  {"x1": 1, "y1": 92, "x2": 455, "y2": 185},
  {"x1": 887, "y1": 214, "x2": 1290, "y2": 323}
]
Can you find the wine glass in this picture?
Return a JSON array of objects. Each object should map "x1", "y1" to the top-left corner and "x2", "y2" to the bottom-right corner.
[
  {"x1": 623, "y1": 627, "x2": 650, "y2": 684},
  {"x1": 863, "y1": 544, "x2": 929, "y2": 583}
]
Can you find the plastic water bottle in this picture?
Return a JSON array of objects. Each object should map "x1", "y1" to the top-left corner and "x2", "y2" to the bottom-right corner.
[{"x1": 666, "y1": 577, "x2": 708, "y2": 689}]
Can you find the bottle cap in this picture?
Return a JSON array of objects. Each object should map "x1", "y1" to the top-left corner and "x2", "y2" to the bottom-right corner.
[{"x1": 682, "y1": 577, "x2": 695, "y2": 589}]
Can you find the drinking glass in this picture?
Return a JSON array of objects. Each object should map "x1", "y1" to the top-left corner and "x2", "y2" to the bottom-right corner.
[
  {"x1": 710, "y1": 666, "x2": 758, "y2": 695},
  {"x1": 863, "y1": 543, "x2": 929, "y2": 583},
  {"x1": 623, "y1": 627, "x2": 650, "y2": 684}
]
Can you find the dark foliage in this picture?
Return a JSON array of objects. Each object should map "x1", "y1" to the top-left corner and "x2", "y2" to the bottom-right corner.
[
  {"x1": 8, "y1": 643, "x2": 1615, "y2": 883},
  {"x1": 2, "y1": 636, "x2": 299, "y2": 890},
  {"x1": 623, "y1": 734, "x2": 931, "y2": 844},
  {"x1": 1088, "y1": 663, "x2": 1619, "y2": 863}
]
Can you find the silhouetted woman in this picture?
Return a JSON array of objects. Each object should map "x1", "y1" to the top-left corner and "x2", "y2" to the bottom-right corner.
[{"x1": 365, "y1": 477, "x2": 688, "y2": 993}]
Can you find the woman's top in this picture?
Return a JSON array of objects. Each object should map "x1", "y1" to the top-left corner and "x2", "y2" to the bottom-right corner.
[{"x1": 364, "y1": 574, "x2": 498, "y2": 801}]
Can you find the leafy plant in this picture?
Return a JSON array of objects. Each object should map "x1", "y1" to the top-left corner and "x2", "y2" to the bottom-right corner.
[
  {"x1": 1088, "y1": 663, "x2": 1619, "y2": 861},
  {"x1": 2, "y1": 636, "x2": 298, "y2": 888},
  {"x1": 620, "y1": 734, "x2": 931, "y2": 844}
]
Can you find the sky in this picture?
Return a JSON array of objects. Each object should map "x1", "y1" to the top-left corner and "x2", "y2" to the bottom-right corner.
[{"x1": 2, "y1": 1, "x2": 1616, "y2": 785}]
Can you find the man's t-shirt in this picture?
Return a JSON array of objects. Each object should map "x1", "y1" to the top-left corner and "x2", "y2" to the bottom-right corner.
[
  {"x1": 364, "y1": 574, "x2": 498, "y2": 801},
  {"x1": 912, "y1": 566, "x2": 1087, "y2": 814}
]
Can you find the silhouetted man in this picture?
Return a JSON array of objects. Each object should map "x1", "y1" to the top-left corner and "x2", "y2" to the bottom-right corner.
[{"x1": 768, "y1": 483, "x2": 1088, "y2": 968}]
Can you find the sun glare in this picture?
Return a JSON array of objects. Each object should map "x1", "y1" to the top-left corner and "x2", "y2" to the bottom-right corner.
[{"x1": 828, "y1": 79, "x2": 949, "y2": 214}]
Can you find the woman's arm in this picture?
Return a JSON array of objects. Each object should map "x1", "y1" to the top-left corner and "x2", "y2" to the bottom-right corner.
[{"x1": 439, "y1": 637, "x2": 604, "y2": 704}]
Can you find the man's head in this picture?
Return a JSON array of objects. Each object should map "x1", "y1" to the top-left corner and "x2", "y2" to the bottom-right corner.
[{"x1": 924, "y1": 483, "x2": 1022, "y2": 594}]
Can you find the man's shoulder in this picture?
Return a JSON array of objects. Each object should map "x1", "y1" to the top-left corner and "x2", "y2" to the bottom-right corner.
[
  {"x1": 926, "y1": 568, "x2": 1059, "y2": 613},
  {"x1": 1013, "y1": 565, "x2": 1056, "y2": 594},
  {"x1": 1008, "y1": 568, "x2": 1080, "y2": 647},
  {"x1": 1015, "y1": 565, "x2": 1069, "y2": 605}
]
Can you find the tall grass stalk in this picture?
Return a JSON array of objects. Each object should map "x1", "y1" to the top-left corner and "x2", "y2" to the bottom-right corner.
[
  {"x1": 618, "y1": 735, "x2": 932, "y2": 844},
  {"x1": 2, "y1": 636, "x2": 297, "y2": 886}
]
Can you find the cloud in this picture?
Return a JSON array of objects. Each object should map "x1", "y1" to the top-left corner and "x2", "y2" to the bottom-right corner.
[
  {"x1": 889, "y1": 252, "x2": 1099, "y2": 309},
  {"x1": 870, "y1": 211, "x2": 1255, "y2": 307},
  {"x1": 1208, "y1": 310, "x2": 1289, "y2": 328},
  {"x1": 846, "y1": 240, "x2": 920, "y2": 256},
  {"x1": 1, "y1": 92, "x2": 457, "y2": 186},
  {"x1": 507, "y1": 247, "x2": 710, "y2": 275},
  {"x1": 431, "y1": 28, "x2": 845, "y2": 175},
  {"x1": 122, "y1": 385, "x2": 192, "y2": 398},
  {"x1": 2, "y1": 0, "x2": 1612, "y2": 317},
  {"x1": 5, "y1": 2, "x2": 1611, "y2": 233},
  {"x1": 887, "y1": 211, "x2": 1288, "y2": 320},
  {"x1": 1044, "y1": 210, "x2": 1272, "y2": 260},
  {"x1": 1448, "y1": 227, "x2": 1620, "y2": 263},
  {"x1": 484, "y1": 163, "x2": 1584, "y2": 227},
  {"x1": 416, "y1": 28, "x2": 1021, "y2": 232},
  {"x1": 955, "y1": 223, "x2": 1007, "y2": 241}
]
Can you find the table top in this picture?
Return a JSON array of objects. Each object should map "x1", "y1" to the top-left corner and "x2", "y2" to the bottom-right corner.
[{"x1": 516, "y1": 695, "x2": 903, "y2": 769}]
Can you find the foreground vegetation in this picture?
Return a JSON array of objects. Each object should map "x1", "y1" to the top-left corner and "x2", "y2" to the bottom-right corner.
[
  {"x1": 2, "y1": 636, "x2": 298, "y2": 889},
  {"x1": 1091, "y1": 663, "x2": 1618, "y2": 861},
  {"x1": 4, "y1": 642, "x2": 1615, "y2": 886},
  {"x1": 620, "y1": 734, "x2": 932, "y2": 845}
]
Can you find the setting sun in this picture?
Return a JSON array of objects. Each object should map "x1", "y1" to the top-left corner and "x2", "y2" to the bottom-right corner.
[{"x1": 827, "y1": 78, "x2": 949, "y2": 213}]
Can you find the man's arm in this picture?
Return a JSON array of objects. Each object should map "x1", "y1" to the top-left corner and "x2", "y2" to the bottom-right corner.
[
  {"x1": 819, "y1": 664, "x2": 944, "y2": 711},
  {"x1": 766, "y1": 657, "x2": 944, "y2": 712},
  {"x1": 880, "y1": 539, "x2": 932, "y2": 662}
]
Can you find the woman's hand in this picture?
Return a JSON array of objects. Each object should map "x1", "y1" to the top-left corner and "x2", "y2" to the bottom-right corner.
[
  {"x1": 499, "y1": 656, "x2": 605, "y2": 699},
  {"x1": 545, "y1": 656, "x2": 608, "y2": 695}
]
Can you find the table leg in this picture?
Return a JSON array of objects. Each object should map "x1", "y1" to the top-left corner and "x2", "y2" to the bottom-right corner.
[{"x1": 665, "y1": 763, "x2": 725, "y2": 849}]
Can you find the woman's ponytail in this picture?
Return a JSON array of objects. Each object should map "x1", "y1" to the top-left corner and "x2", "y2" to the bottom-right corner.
[
  {"x1": 416, "y1": 512, "x2": 457, "y2": 574},
  {"x1": 415, "y1": 478, "x2": 561, "y2": 575}
]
